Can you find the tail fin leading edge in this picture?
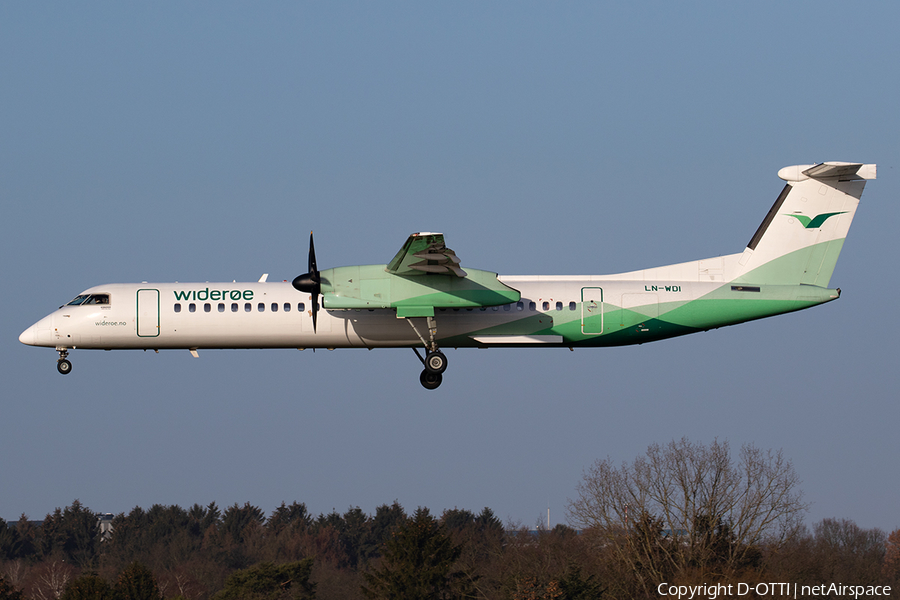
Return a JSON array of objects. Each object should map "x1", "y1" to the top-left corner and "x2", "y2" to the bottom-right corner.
[{"x1": 732, "y1": 162, "x2": 875, "y2": 287}]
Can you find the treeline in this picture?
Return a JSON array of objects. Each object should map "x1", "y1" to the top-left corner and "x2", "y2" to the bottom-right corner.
[{"x1": 1, "y1": 500, "x2": 899, "y2": 600}]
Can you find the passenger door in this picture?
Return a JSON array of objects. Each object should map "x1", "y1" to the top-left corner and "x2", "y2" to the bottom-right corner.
[{"x1": 136, "y1": 289, "x2": 160, "y2": 337}]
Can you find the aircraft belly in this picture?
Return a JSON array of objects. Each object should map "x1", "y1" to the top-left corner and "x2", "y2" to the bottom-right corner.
[
  {"x1": 343, "y1": 309, "x2": 549, "y2": 348},
  {"x1": 344, "y1": 311, "x2": 419, "y2": 346},
  {"x1": 158, "y1": 312, "x2": 357, "y2": 348}
]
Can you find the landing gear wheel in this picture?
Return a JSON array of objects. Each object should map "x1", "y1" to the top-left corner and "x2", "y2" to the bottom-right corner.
[
  {"x1": 57, "y1": 359, "x2": 72, "y2": 375},
  {"x1": 420, "y1": 369, "x2": 442, "y2": 390},
  {"x1": 424, "y1": 350, "x2": 447, "y2": 374}
]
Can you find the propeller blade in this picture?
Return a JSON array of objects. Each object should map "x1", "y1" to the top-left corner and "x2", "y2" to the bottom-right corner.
[
  {"x1": 292, "y1": 231, "x2": 321, "y2": 333},
  {"x1": 308, "y1": 231, "x2": 317, "y2": 275}
]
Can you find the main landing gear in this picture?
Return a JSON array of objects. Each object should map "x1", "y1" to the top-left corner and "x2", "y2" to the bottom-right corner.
[
  {"x1": 56, "y1": 348, "x2": 72, "y2": 375},
  {"x1": 414, "y1": 348, "x2": 447, "y2": 390},
  {"x1": 408, "y1": 316, "x2": 447, "y2": 390}
]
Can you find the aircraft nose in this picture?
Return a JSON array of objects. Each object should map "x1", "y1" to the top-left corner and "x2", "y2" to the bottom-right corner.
[
  {"x1": 20, "y1": 315, "x2": 54, "y2": 346},
  {"x1": 19, "y1": 324, "x2": 36, "y2": 345}
]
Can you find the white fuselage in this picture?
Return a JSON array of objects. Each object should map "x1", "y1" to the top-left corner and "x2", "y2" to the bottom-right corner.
[
  {"x1": 19, "y1": 276, "x2": 735, "y2": 351},
  {"x1": 19, "y1": 268, "x2": 828, "y2": 353}
]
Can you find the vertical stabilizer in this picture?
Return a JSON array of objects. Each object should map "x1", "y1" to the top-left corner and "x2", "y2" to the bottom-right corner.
[{"x1": 732, "y1": 162, "x2": 875, "y2": 287}]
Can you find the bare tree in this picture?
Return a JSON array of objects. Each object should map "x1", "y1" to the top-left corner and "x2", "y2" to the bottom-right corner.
[
  {"x1": 31, "y1": 559, "x2": 75, "y2": 600},
  {"x1": 813, "y1": 518, "x2": 885, "y2": 584},
  {"x1": 884, "y1": 529, "x2": 900, "y2": 584},
  {"x1": 567, "y1": 438, "x2": 807, "y2": 592},
  {"x1": 0, "y1": 561, "x2": 27, "y2": 591}
]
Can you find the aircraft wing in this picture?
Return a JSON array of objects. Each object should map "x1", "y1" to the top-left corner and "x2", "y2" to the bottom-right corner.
[{"x1": 386, "y1": 232, "x2": 468, "y2": 277}]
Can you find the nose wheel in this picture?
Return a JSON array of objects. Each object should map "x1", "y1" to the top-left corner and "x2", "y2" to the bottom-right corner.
[{"x1": 56, "y1": 349, "x2": 72, "y2": 375}]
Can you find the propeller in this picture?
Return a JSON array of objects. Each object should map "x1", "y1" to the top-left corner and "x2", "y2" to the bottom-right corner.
[{"x1": 292, "y1": 231, "x2": 321, "y2": 332}]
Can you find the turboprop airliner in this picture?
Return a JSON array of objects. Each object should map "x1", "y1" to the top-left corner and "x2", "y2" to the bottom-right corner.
[{"x1": 20, "y1": 162, "x2": 875, "y2": 389}]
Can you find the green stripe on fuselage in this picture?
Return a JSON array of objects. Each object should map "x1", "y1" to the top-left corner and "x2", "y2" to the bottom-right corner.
[
  {"x1": 447, "y1": 283, "x2": 837, "y2": 348},
  {"x1": 732, "y1": 239, "x2": 846, "y2": 287}
]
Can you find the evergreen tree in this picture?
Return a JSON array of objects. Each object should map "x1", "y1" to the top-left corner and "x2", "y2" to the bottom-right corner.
[
  {"x1": 557, "y1": 565, "x2": 605, "y2": 600},
  {"x1": 440, "y1": 509, "x2": 475, "y2": 532},
  {"x1": 267, "y1": 502, "x2": 312, "y2": 535},
  {"x1": 188, "y1": 502, "x2": 221, "y2": 533},
  {"x1": 61, "y1": 572, "x2": 115, "y2": 600},
  {"x1": 474, "y1": 507, "x2": 502, "y2": 534},
  {"x1": 39, "y1": 500, "x2": 100, "y2": 567},
  {"x1": 114, "y1": 562, "x2": 162, "y2": 600},
  {"x1": 362, "y1": 507, "x2": 468, "y2": 600},
  {"x1": 340, "y1": 507, "x2": 371, "y2": 569},
  {"x1": 12, "y1": 516, "x2": 37, "y2": 559},
  {"x1": 212, "y1": 559, "x2": 316, "y2": 600},
  {"x1": 0, "y1": 519, "x2": 23, "y2": 561},
  {"x1": 222, "y1": 503, "x2": 266, "y2": 545},
  {"x1": 368, "y1": 502, "x2": 407, "y2": 557}
]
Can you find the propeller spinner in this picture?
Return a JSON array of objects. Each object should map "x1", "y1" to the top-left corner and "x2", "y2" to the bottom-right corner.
[{"x1": 292, "y1": 232, "x2": 321, "y2": 332}]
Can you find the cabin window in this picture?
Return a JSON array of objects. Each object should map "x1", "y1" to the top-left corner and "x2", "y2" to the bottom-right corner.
[
  {"x1": 231, "y1": 303, "x2": 238, "y2": 312},
  {"x1": 298, "y1": 302, "x2": 305, "y2": 311},
  {"x1": 258, "y1": 303, "x2": 265, "y2": 312},
  {"x1": 503, "y1": 304, "x2": 511, "y2": 311},
  {"x1": 542, "y1": 301, "x2": 550, "y2": 311},
  {"x1": 271, "y1": 302, "x2": 278, "y2": 312},
  {"x1": 218, "y1": 303, "x2": 225, "y2": 313},
  {"x1": 492, "y1": 306, "x2": 499, "y2": 311},
  {"x1": 284, "y1": 303, "x2": 291, "y2": 312},
  {"x1": 244, "y1": 303, "x2": 251, "y2": 312},
  {"x1": 189, "y1": 303, "x2": 196, "y2": 313},
  {"x1": 529, "y1": 301, "x2": 536, "y2": 311},
  {"x1": 204, "y1": 303, "x2": 211, "y2": 313},
  {"x1": 174, "y1": 304, "x2": 181, "y2": 313},
  {"x1": 569, "y1": 301, "x2": 576, "y2": 310},
  {"x1": 556, "y1": 301, "x2": 563, "y2": 311},
  {"x1": 516, "y1": 302, "x2": 524, "y2": 311}
]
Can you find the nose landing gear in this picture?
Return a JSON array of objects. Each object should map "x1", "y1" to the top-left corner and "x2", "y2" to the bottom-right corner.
[{"x1": 56, "y1": 348, "x2": 72, "y2": 375}]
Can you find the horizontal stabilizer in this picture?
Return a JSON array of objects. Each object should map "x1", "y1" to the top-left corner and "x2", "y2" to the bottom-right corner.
[{"x1": 778, "y1": 162, "x2": 876, "y2": 182}]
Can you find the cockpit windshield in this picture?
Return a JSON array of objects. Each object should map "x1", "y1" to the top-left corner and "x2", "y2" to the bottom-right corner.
[{"x1": 66, "y1": 294, "x2": 110, "y2": 306}]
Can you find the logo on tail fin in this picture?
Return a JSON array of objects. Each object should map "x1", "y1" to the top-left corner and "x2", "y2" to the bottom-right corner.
[{"x1": 784, "y1": 211, "x2": 847, "y2": 229}]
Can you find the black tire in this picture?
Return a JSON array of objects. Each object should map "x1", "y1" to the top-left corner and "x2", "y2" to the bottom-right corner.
[
  {"x1": 424, "y1": 351, "x2": 447, "y2": 374},
  {"x1": 420, "y1": 369, "x2": 442, "y2": 390},
  {"x1": 57, "y1": 359, "x2": 72, "y2": 375}
]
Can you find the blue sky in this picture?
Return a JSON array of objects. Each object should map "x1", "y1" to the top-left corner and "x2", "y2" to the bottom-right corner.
[{"x1": 2, "y1": 2, "x2": 898, "y2": 533}]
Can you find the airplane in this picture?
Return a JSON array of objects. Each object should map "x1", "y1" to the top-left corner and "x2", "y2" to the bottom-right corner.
[{"x1": 20, "y1": 162, "x2": 875, "y2": 390}]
